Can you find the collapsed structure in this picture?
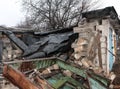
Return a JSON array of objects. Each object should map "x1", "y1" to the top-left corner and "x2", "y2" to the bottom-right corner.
[
  {"x1": 0, "y1": 6, "x2": 120, "y2": 89},
  {"x1": 72, "y1": 6, "x2": 119, "y2": 76}
]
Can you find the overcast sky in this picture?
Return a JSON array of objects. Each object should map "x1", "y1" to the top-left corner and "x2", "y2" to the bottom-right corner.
[
  {"x1": 0, "y1": 0, "x2": 120, "y2": 27},
  {"x1": 0, "y1": 0, "x2": 24, "y2": 27}
]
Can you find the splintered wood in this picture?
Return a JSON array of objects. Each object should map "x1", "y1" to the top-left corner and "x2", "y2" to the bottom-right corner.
[{"x1": 3, "y1": 65, "x2": 39, "y2": 89}]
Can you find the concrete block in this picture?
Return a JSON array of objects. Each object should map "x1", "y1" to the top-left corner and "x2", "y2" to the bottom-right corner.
[
  {"x1": 100, "y1": 37, "x2": 106, "y2": 42},
  {"x1": 101, "y1": 43, "x2": 107, "y2": 48},
  {"x1": 101, "y1": 48, "x2": 106, "y2": 54}
]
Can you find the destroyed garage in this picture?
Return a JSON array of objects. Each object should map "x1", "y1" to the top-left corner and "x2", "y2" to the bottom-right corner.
[{"x1": 1, "y1": 6, "x2": 120, "y2": 89}]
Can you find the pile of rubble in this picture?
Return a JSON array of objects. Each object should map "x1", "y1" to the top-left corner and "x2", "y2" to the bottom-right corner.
[
  {"x1": 1, "y1": 6, "x2": 120, "y2": 89},
  {"x1": 0, "y1": 25, "x2": 114, "y2": 89}
]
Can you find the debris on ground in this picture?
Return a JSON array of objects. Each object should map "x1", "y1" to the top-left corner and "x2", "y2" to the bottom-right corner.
[{"x1": 0, "y1": 6, "x2": 120, "y2": 89}]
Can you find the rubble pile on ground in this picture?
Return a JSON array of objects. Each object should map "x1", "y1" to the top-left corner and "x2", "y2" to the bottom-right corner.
[
  {"x1": 1, "y1": 6, "x2": 120, "y2": 89},
  {"x1": 0, "y1": 27, "x2": 114, "y2": 89}
]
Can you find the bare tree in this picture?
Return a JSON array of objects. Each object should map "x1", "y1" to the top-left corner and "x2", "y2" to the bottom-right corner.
[{"x1": 21, "y1": 0, "x2": 99, "y2": 31}]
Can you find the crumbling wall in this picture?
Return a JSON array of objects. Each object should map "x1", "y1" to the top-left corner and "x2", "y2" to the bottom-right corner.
[
  {"x1": 2, "y1": 34, "x2": 22, "y2": 61},
  {"x1": 72, "y1": 18, "x2": 117, "y2": 76}
]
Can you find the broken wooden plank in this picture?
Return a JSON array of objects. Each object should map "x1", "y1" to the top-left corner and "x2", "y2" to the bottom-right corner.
[
  {"x1": 56, "y1": 60, "x2": 87, "y2": 78},
  {"x1": 3, "y1": 65, "x2": 40, "y2": 89},
  {"x1": 52, "y1": 77, "x2": 86, "y2": 89},
  {"x1": 35, "y1": 76, "x2": 53, "y2": 89},
  {"x1": 3, "y1": 57, "x2": 111, "y2": 89},
  {"x1": 3, "y1": 57, "x2": 56, "y2": 64},
  {"x1": 88, "y1": 76, "x2": 107, "y2": 89},
  {"x1": 87, "y1": 72, "x2": 110, "y2": 87}
]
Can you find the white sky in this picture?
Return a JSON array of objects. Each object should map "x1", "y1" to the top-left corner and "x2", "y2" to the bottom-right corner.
[
  {"x1": 0, "y1": 0, "x2": 120, "y2": 27},
  {"x1": 0, "y1": 0, "x2": 25, "y2": 27}
]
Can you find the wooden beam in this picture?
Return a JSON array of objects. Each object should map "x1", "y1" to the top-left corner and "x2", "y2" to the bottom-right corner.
[
  {"x1": 3, "y1": 65, "x2": 40, "y2": 89},
  {"x1": 3, "y1": 57, "x2": 56, "y2": 64},
  {"x1": 35, "y1": 76, "x2": 53, "y2": 89}
]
